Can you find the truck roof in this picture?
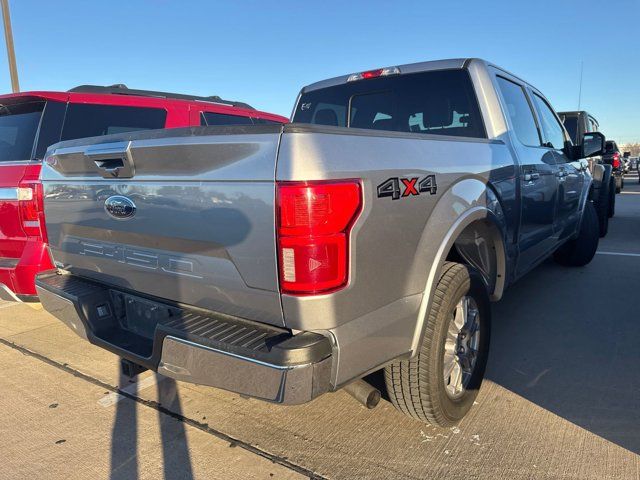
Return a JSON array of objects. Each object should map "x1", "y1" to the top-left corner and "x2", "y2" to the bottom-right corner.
[
  {"x1": 68, "y1": 84, "x2": 255, "y2": 110},
  {"x1": 301, "y1": 58, "x2": 470, "y2": 93},
  {"x1": 0, "y1": 87, "x2": 289, "y2": 124},
  {"x1": 300, "y1": 58, "x2": 544, "y2": 97}
]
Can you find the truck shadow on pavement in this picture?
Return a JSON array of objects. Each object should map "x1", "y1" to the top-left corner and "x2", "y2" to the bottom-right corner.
[
  {"x1": 110, "y1": 369, "x2": 194, "y2": 480},
  {"x1": 485, "y1": 257, "x2": 640, "y2": 455}
]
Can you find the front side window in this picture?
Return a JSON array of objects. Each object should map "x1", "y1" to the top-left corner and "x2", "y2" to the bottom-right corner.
[
  {"x1": 496, "y1": 77, "x2": 540, "y2": 146},
  {"x1": 0, "y1": 101, "x2": 45, "y2": 161},
  {"x1": 294, "y1": 69, "x2": 486, "y2": 139},
  {"x1": 531, "y1": 94, "x2": 566, "y2": 149},
  {"x1": 61, "y1": 104, "x2": 167, "y2": 141}
]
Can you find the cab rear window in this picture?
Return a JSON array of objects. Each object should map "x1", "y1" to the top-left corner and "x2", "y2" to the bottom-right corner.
[
  {"x1": 0, "y1": 101, "x2": 45, "y2": 162},
  {"x1": 60, "y1": 104, "x2": 167, "y2": 141},
  {"x1": 293, "y1": 69, "x2": 486, "y2": 139}
]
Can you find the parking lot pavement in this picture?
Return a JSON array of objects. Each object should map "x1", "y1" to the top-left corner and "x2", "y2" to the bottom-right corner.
[
  {"x1": 0, "y1": 344, "x2": 305, "y2": 480},
  {"x1": 1, "y1": 177, "x2": 639, "y2": 480}
]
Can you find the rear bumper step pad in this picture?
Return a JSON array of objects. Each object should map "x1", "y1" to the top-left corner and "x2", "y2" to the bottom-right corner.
[{"x1": 35, "y1": 271, "x2": 332, "y2": 404}]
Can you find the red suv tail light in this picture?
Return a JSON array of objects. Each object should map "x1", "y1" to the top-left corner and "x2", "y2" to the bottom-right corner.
[
  {"x1": 18, "y1": 172, "x2": 47, "y2": 241},
  {"x1": 612, "y1": 152, "x2": 621, "y2": 169},
  {"x1": 277, "y1": 180, "x2": 362, "y2": 295}
]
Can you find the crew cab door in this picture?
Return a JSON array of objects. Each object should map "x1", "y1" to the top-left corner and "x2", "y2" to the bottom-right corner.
[
  {"x1": 494, "y1": 75, "x2": 560, "y2": 276},
  {"x1": 530, "y1": 92, "x2": 585, "y2": 241}
]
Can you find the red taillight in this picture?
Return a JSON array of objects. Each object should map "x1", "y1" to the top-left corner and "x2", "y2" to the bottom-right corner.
[
  {"x1": 277, "y1": 180, "x2": 362, "y2": 295},
  {"x1": 18, "y1": 172, "x2": 47, "y2": 240},
  {"x1": 612, "y1": 153, "x2": 621, "y2": 169},
  {"x1": 362, "y1": 69, "x2": 383, "y2": 79}
]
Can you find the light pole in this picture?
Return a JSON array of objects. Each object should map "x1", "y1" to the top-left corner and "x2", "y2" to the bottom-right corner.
[{"x1": 0, "y1": 0, "x2": 19, "y2": 92}]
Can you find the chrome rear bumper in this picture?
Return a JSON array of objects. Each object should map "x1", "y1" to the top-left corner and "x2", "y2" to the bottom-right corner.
[{"x1": 36, "y1": 271, "x2": 333, "y2": 405}]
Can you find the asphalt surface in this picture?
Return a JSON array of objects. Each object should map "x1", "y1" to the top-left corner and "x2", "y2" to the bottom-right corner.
[{"x1": 1, "y1": 175, "x2": 639, "y2": 479}]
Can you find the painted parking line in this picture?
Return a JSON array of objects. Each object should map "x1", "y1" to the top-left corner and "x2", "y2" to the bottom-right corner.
[
  {"x1": 621, "y1": 191, "x2": 640, "y2": 195},
  {"x1": 596, "y1": 251, "x2": 640, "y2": 258},
  {"x1": 98, "y1": 374, "x2": 162, "y2": 407}
]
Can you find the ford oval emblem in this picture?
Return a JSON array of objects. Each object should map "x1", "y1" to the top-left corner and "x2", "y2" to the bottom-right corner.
[{"x1": 104, "y1": 195, "x2": 136, "y2": 220}]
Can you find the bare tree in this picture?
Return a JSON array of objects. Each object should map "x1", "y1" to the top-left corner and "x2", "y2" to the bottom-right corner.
[{"x1": 620, "y1": 143, "x2": 640, "y2": 156}]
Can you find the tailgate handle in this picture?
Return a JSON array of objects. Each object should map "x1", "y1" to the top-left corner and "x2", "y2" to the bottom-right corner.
[{"x1": 85, "y1": 141, "x2": 135, "y2": 179}]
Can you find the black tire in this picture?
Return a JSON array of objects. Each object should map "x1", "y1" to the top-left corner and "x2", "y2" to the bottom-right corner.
[
  {"x1": 594, "y1": 180, "x2": 610, "y2": 237},
  {"x1": 384, "y1": 262, "x2": 490, "y2": 426},
  {"x1": 608, "y1": 178, "x2": 616, "y2": 218},
  {"x1": 621, "y1": 176, "x2": 625, "y2": 191},
  {"x1": 553, "y1": 201, "x2": 599, "y2": 267},
  {"x1": 616, "y1": 176, "x2": 621, "y2": 194}
]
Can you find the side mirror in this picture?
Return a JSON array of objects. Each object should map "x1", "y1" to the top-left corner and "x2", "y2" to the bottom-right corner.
[
  {"x1": 623, "y1": 151, "x2": 630, "y2": 158},
  {"x1": 581, "y1": 132, "x2": 606, "y2": 158}
]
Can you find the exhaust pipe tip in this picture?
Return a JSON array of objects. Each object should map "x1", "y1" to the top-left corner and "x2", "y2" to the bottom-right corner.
[{"x1": 343, "y1": 379, "x2": 381, "y2": 409}]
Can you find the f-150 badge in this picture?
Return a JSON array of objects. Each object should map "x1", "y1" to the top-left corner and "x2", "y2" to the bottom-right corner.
[{"x1": 377, "y1": 175, "x2": 437, "y2": 200}]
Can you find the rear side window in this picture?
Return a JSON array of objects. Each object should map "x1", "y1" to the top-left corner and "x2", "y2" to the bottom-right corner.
[
  {"x1": 200, "y1": 112, "x2": 281, "y2": 126},
  {"x1": 294, "y1": 69, "x2": 486, "y2": 139},
  {"x1": 496, "y1": 77, "x2": 540, "y2": 147},
  {"x1": 61, "y1": 104, "x2": 167, "y2": 141},
  {"x1": 200, "y1": 112, "x2": 253, "y2": 126},
  {"x1": 0, "y1": 101, "x2": 45, "y2": 161}
]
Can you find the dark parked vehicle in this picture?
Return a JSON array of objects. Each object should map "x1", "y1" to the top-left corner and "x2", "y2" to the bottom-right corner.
[
  {"x1": 559, "y1": 110, "x2": 615, "y2": 234},
  {"x1": 603, "y1": 140, "x2": 625, "y2": 193}
]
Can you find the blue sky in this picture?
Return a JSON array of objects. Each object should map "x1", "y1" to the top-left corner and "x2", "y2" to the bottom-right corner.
[{"x1": 1, "y1": 0, "x2": 639, "y2": 142}]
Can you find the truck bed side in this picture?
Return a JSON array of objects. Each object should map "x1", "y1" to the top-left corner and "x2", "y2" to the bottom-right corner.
[{"x1": 277, "y1": 124, "x2": 516, "y2": 384}]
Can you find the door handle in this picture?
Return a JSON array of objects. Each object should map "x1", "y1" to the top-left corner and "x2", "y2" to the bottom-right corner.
[
  {"x1": 556, "y1": 170, "x2": 567, "y2": 178},
  {"x1": 523, "y1": 172, "x2": 540, "y2": 182},
  {"x1": 85, "y1": 141, "x2": 135, "y2": 179}
]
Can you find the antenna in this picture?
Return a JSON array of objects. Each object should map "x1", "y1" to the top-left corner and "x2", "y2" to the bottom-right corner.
[
  {"x1": 0, "y1": 0, "x2": 18, "y2": 92},
  {"x1": 577, "y1": 60, "x2": 584, "y2": 111}
]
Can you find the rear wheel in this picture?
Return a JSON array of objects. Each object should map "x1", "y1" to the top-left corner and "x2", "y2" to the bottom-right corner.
[
  {"x1": 554, "y1": 201, "x2": 599, "y2": 267},
  {"x1": 384, "y1": 262, "x2": 490, "y2": 426}
]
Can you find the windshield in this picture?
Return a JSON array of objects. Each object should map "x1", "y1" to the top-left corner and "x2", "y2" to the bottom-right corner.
[
  {"x1": 293, "y1": 69, "x2": 486, "y2": 139},
  {"x1": 0, "y1": 101, "x2": 45, "y2": 162},
  {"x1": 562, "y1": 116, "x2": 578, "y2": 144}
]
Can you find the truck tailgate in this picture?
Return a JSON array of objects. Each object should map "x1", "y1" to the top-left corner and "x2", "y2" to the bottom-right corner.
[{"x1": 41, "y1": 125, "x2": 284, "y2": 326}]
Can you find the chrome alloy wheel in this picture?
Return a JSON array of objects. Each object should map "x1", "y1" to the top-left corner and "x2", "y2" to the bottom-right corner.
[{"x1": 443, "y1": 295, "x2": 480, "y2": 399}]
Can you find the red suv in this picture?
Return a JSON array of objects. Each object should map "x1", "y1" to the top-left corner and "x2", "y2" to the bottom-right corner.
[{"x1": 0, "y1": 85, "x2": 288, "y2": 301}]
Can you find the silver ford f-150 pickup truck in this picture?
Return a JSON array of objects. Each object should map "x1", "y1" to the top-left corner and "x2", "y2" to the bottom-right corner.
[{"x1": 36, "y1": 58, "x2": 605, "y2": 426}]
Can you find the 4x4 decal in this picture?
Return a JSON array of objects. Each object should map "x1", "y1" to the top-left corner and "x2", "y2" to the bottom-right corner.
[{"x1": 377, "y1": 175, "x2": 438, "y2": 200}]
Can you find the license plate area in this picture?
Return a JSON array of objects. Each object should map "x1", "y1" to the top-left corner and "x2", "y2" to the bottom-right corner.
[{"x1": 111, "y1": 291, "x2": 178, "y2": 339}]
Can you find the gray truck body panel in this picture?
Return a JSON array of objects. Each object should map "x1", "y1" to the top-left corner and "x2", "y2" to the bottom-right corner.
[{"x1": 38, "y1": 59, "x2": 592, "y2": 392}]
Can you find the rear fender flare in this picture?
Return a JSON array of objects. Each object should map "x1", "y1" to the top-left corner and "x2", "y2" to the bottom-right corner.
[{"x1": 408, "y1": 178, "x2": 507, "y2": 355}]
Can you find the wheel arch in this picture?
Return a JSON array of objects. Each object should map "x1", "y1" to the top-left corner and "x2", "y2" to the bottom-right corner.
[{"x1": 408, "y1": 178, "x2": 508, "y2": 356}]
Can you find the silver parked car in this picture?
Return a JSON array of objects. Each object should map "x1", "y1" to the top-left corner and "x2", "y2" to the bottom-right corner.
[{"x1": 36, "y1": 58, "x2": 604, "y2": 426}]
